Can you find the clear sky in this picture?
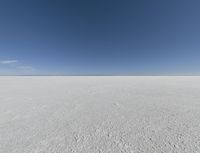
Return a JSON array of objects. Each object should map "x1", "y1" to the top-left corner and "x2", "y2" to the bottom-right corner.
[{"x1": 0, "y1": 0, "x2": 200, "y2": 75}]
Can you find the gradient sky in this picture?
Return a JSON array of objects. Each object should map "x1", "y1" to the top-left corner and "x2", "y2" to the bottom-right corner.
[{"x1": 0, "y1": 0, "x2": 200, "y2": 75}]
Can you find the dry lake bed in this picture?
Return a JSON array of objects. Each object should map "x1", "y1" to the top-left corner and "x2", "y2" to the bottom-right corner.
[{"x1": 0, "y1": 76, "x2": 200, "y2": 153}]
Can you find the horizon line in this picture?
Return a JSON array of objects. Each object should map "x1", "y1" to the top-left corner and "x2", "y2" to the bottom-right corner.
[{"x1": 0, "y1": 74, "x2": 200, "y2": 76}]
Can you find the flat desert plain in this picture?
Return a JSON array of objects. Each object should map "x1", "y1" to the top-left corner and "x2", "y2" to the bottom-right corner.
[{"x1": 0, "y1": 76, "x2": 200, "y2": 153}]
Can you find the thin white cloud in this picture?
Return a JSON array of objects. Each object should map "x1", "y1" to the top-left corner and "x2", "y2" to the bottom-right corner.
[
  {"x1": 0, "y1": 60, "x2": 18, "y2": 64},
  {"x1": 19, "y1": 66, "x2": 34, "y2": 70}
]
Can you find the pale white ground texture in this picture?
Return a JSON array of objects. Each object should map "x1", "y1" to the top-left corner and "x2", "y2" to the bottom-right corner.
[{"x1": 0, "y1": 76, "x2": 200, "y2": 153}]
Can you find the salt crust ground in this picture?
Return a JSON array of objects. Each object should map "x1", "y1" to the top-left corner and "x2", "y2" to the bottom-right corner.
[{"x1": 0, "y1": 76, "x2": 200, "y2": 153}]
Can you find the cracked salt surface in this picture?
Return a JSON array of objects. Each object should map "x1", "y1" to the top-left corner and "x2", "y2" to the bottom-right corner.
[{"x1": 1, "y1": 76, "x2": 200, "y2": 153}]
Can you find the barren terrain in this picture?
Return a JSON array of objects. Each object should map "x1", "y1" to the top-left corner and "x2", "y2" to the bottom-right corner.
[{"x1": 0, "y1": 76, "x2": 200, "y2": 153}]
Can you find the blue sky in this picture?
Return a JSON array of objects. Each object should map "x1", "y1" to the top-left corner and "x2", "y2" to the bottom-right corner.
[{"x1": 0, "y1": 0, "x2": 200, "y2": 75}]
